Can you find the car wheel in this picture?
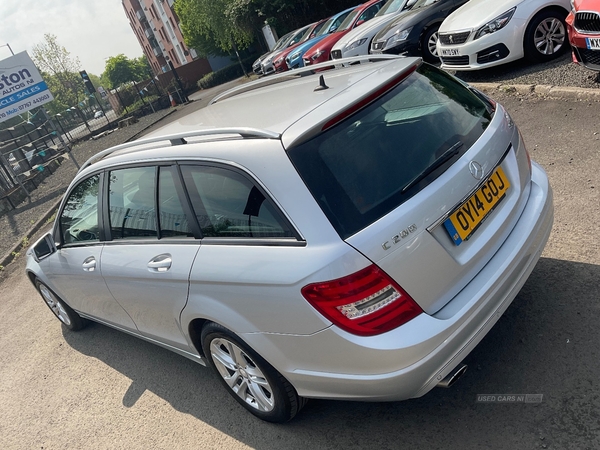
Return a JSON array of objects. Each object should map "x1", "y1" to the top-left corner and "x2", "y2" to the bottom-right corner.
[
  {"x1": 422, "y1": 25, "x2": 441, "y2": 64},
  {"x1": 524, "y1": 9, "x2": 567, "y2": 62},
  {"x1": 201, "y1": 322, "x2": 306, "y2": 422},
  {"x1": 35, "y1": 279, "x2": 87, "y2": 331}
]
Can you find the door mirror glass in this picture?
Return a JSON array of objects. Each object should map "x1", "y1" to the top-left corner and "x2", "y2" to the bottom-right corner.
[{"x1": 32, "y1": 233, "x2": 56, "y2": 261}]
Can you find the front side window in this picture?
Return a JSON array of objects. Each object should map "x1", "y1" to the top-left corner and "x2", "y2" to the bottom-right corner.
[
  {"x1": 287, "y1": 64, "x2": 492, "y2": 239},
  {"x1": 181, "y1": 165, "x2": 294, "y2": 239},
  {"x1": 59, "y1": 175, "x2": 100, "y2": 244}
]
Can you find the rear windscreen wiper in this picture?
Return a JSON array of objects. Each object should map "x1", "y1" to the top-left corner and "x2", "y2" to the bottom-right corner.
[{"x1": 401, "y1": 141, "x2": 463, "y2": 194}]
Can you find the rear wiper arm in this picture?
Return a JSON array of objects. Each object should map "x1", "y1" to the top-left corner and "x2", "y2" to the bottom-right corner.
[{"x1": 401, "y1": 141, "x2": 463, "y2": 194}]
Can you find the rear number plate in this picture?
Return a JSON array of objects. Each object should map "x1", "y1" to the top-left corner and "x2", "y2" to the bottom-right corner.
[
  {"x1": 444, "y1": 166, "x2": 510, "y2": 246},
  {"x1": 441, "y1": 48, "x2": 461, "y2": 56}
]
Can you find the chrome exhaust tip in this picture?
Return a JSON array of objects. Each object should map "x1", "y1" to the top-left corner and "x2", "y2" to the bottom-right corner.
[{"x1": 437, "y1": 364, "x2": 468, "y2": 388}]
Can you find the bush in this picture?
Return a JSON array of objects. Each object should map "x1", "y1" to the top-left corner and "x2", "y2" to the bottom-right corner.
[{"x1": 198, "y1": 55, "x2": 259, "y2": 89}]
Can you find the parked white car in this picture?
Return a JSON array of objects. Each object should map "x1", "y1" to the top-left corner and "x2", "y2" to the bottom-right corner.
[
  {"x1": 331, "y1": 0, "x2": 417, "y2": 59},
  {"x1": 438, "y1": 0, "x2": 571, "y2": 70}
]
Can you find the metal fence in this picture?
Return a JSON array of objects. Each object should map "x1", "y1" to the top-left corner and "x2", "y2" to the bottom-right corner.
[{"x1": 0, "y1": 83, "x2": 176, "y2": 211}]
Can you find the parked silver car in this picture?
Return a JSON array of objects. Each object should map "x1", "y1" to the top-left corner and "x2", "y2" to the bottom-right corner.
[{"x1": 26, "y1": 55, "x2": 553, "y2": 423}]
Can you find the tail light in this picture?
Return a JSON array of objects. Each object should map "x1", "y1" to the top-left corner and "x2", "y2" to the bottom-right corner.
[{"x1": 301, "y1": 265, "x2": 422, "y2": 336}]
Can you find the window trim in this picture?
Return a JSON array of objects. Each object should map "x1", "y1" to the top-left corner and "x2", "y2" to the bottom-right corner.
[
  {"x1": 57, "y1": 160, "x2": 305, "y2": 247},
  {"x1": 178, "y1": 161, "x2": 304, "y2": 243}
]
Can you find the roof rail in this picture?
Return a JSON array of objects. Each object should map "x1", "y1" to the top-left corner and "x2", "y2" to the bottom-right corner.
[
  {"x1": 78, "y1": 127, "x2": 280, "y2": 174},
  {"x1": 210, "y1": 54, "x2": 408, "y2": 105}
]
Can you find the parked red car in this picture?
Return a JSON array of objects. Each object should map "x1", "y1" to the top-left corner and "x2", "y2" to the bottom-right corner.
[
  {"x1": 566, "y1": 0, "x2": 600, "y2": 71},
  {"x1": 303, "y1": 0, "x2": 386, "y2": 66},
  {"x1": 272, "y1": 18, "x2": 330, "y2": 73}
]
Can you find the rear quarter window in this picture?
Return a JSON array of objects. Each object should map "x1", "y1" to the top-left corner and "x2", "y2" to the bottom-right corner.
[{"x1": 287, "y1": 64, "x2": 492, "y2": 239}]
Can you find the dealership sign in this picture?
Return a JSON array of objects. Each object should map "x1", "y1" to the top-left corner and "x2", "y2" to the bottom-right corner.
[{"x1": 0, "y1": 51, "x2": 54, "y2": 123}]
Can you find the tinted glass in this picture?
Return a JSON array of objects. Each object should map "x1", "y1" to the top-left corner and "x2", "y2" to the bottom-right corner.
[
  {"x1": 181, "y1": 166, "x2": 294, "y2": 239},
  {"x1": 338, "y1": 9, "x2": 361, "y2": 31},
  {"x1": 158, "y1": 166, "x2": 192, "y2": 238},
  {"x1": 59, "y1": 175, "x2": 100, "y2": 244},
  {"x1": 109, "y1": 167, "x2": 157, "y2": 239},
  {"x1": 376, "y1": 0, "x2": 406, "y2": 16},
  {"x1": 287, "y1": 65, "x2": 492, "y2": 239},
  {"x1": 310, "y1": 20, "x2": 327, "y2": 38},
  {"x1": 358, "y1": 3, "x2": 382, "y2": 22}
]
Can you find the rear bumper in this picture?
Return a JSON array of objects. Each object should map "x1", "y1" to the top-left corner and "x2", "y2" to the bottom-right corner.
[{"x1": 242, "y1": 163, "x2": 553, "y2": 400}]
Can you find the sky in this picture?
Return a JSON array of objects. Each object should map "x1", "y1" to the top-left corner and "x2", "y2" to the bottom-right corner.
[{"x1": 0, "y1": 0, "x2": 143, "y2": 76}]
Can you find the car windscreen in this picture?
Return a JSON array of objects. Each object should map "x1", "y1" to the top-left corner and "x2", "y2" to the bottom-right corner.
[
  {"x1": 286, "y1": 65, "x2": 492, "y2": 239},
  {"x1": 338, "y1": 9, "x2": 361, "y2": 31},
  {"x1": 376, "y1": 0, "x2": 407, "y2": 16}
]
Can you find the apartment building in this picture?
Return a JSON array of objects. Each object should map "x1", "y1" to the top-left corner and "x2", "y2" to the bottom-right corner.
[{"x1": 122, "y1": 0, "x2": 198, "y2": 75}]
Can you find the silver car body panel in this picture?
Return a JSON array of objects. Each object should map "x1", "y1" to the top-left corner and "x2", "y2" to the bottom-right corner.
[
  {"x1": 238, "y1": 162, "x2": 552, "y2": 400},
  {"x1": 26, "y1": 56, "x2": 553, "y2": 402}
]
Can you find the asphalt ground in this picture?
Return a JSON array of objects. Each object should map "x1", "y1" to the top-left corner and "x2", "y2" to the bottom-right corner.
[{"x1": 0, "y1": 88, "x2": 598, "y2": 449}]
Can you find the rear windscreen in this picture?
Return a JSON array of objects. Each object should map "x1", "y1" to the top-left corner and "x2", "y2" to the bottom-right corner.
[{"x1": 287, "y1": 64, "x2": 492, "y2": 239}]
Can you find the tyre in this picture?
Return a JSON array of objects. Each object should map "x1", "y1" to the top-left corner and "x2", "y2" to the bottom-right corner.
[
  {"x1": 201, "y1": 322, "x2": 306, "y2": 422},
  {"x1": 524, "y1": 9, "x2": 567, "y2": 62},
  {"x1": 422, "y1": 25, "x2": 441, "y2": 64},
  {"x1": 35, "y1": 279, "x2": 87, "y2": 331}
]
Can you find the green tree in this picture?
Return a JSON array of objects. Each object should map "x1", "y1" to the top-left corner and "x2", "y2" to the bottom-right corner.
[
  {"x1": 31, "y1": 34, "x2": 86, "y2": 114},
  {"x1": 175, "y1": 0, "x2": 254, "y2": 57},
  {"x1": 103, "y1": 54, "x2": 147, "y2": 88},
  {"x1": 174, "y1": 0, "x2": 359, "y2": 56}
]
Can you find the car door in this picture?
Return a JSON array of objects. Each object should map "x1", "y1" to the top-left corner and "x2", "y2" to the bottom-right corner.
[
  {"x1": 99, "y1": 165, "x2": 200, "y2": 351},
  {"x1": 40, "y1": 173, "x2": 137, "y2": 330},
  {"x1": 180, "y1": 164, "x2": 317, "y2": 335}
]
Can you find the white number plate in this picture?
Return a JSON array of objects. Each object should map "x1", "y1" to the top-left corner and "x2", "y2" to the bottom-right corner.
[
  {"x1": 441, "y1": 48, "x2": 461, "y2": 56},
  {"x1": 586, "y1": 38, "x2": 600, "y2": 50}
]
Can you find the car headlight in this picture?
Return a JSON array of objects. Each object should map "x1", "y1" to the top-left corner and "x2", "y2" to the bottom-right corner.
[
  {"x1": 311, "y1": 49, "x2": 324, "y2": 60},
  {"x1": 345, "y1": 38, "x2": 368, "y2": 51},
  {"x1": 290, "y1": 51, "x2": 301, "y2": 60},
  {"x1": 275, "y1": 56, "x2": 284, "y2": 65},
  {"x1": 386, "y1": 27, "x2": 413, "y2": 47},
  {"x1": 474, "y1": 7, "x2": 516, "y2": 40}
]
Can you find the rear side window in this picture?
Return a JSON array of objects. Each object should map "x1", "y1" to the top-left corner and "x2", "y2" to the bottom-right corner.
[
  {"x1": 287, "y1": 64, "x2": 492, "y2": 239},
  {"x1": 181, "y1": 165, "x2": 294, "y2": 239}
]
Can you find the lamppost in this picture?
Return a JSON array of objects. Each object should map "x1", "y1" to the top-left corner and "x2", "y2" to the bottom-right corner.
[{"x1": 0, "y1": 43, "x2": 15, "y2": 56}]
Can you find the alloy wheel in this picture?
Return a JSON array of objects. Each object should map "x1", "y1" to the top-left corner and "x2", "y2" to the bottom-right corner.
[
  {"x1": 428, "y1": 31, "x2": 439, "y2": 58},
  {"x1": 39, "y1": 284, "x2": 72, "y2": 326},
  {"x1": 209, "y1": 337, "x2": 275, "y2": 412},
  {"x1": 534, "y1": 18, "x2": 565, "y2": 55}
]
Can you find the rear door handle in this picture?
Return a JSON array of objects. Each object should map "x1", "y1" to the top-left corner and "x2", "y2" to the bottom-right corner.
[
  {"x1": 147, "y1": 254, "x2": 172, "y2": 272},
  {"x1": 82, "y1": 256, "x2": 96, "y2": 272}
]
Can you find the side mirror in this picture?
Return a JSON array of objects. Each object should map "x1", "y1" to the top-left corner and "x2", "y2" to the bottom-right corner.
[
  {"x1": 356, "y1": 19, "x2": 365, "y2": 27},
  {"x1": 405, "y1": 0, "x2": 418, "y2": 8},
  {"x1": 32, "y1": 233, "x2": 57, "y2": 262}
]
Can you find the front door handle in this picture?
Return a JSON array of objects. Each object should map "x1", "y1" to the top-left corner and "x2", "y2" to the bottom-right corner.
[
  {"x1": 82, "y1": 256, "x2": 96, "y2": 272},
  {"x1": 147, "y1": 254, "x2": 172, "y2": 273}
]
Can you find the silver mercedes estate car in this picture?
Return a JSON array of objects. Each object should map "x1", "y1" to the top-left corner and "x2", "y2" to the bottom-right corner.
[{"x1": 26, "y1": 55, "x2": 553, "y2": 423}]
